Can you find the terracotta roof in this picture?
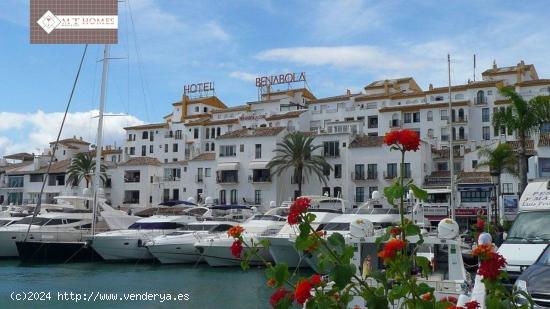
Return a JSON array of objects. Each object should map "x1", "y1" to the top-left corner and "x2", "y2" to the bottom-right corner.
[
  {"x1": 217, "y1": 127, "x2": 286, "y2": 139},
  {"x1": 482, "y1": 63, "x2": 535, "y2": 76},
  {"x1": 163, "y1": 113, "x2": 173, "y2": 119},
  {"x1": 265, "y1": 110, "x2": 306, "y2": 121},
  {"x1": 457, "y1": 171, "x2": 492, "y2": 184},
  {"x1": 539, "y1": 133, "x2": 550, "y2": 146},
  {"x1": 3, "y1": 152, "x2": 34, "y2": 161},
  {"x1": 506, "y1": 140, "x2": 534, "y2": 151},
  {"x1": 429, "y1": 171, "x2": 451, "y2": 177},
  {"x1": 494, "y1": 99, "x2": 511, "y2": 105},
  {"x1": 187, "y1": 118, "x2": 239, "y2": 126},
  {"x1": 124, "y1": 123, "x2": 167, "y2": 130},
  {"x1": 365, "y1": 77, "x2": 415, "y2": 89},
  {"x1": 191, "y1": 153, "x2": 216, "y2": 161},
  {"x1": 0, "y1": 162, "x2": 32, "y2": 173},
  {"x1": 6, "y1": 159, "x2": 72, "y2": 175},
  {"x1": 349, "y1": 136, "x2": 384, "y2": 148},
  {"x1": 432, "y1": 148, "x2": 462, "y2": 159},
  {"x1": 516, "y1": 79, "x2": 550, "y2": 87},
  {"x1": 50, "y1": 137, "x2": 90, "y2": 146},
  {"x1": 378, "y1": 100, "x2": 469, "y2": 113},
  {"x1": 260, "y1": 88, "x2": 317, "y2": 101},
  {"x1": 310, "y1": 93, "x2": 359, "y2": 104},
  {"x1": 119, "y1": 157, "x2": 161, "y2": 166},
  {"x1": 211, "y1": 105, "x2": 248, "y2": 114},
  {"x1": 426, "y1": 80, "x2": 503, "y2": 94}
]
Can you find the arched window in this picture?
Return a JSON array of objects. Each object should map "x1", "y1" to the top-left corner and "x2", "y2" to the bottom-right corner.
[
  {"x1": 459, "y1": 127, "x2": 465, "y2": 140},
  {"x1": 427, "y1": 111, "x2": 433, "y2": 121},
  {"x1": 451, "y1": 109, "x2": 456, "y2": 122},
  {"x1": 391, "y1": 113, "x2": 399, "y2": 127},
  {"x1": 476, "y1": 90, "x2": 485, "y2": 104},
  {"x1": 142, "y1": 131, "x2": 148, "y2": 139},
  {"x1": 205, "y1": 143, "x2": 210, "y2": 151},
  {"x1": 217, "y1": 127, "x2": 221, "y2": 136},
  {"x1": 452, "y1": 127, "x2": 456, "y2": 140},
  {"x1": 210, "y1": 142, "x2": 215, "y2": 151},
  {"x1": 458, "y1": 108, "x2": 464, "y2": 121},
  {"x1": 427, "y1": 128, "x2": 434, "y2": 137}
]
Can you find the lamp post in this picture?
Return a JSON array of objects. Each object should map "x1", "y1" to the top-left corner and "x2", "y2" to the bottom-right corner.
[{"x1": 489, "y1": 166, "x2": 501, "y2": 225}]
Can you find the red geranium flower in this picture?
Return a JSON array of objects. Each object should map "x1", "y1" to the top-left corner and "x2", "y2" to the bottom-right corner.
[
  {"x1": 472, "y1": 243, "x2": 493, "y2": 259},
  {"x1": 294, "y1": 279, "x2": 313, "y2": 305},
  {"x1": 384, "y1": 129, "x2": 420, "y2": 152},
  {"x1": 464, "y1": 300, "x2": 480, "y2": 309},
  {"x1": 266, "y1": 278, "x2": 276, "y2": 287},
  {"x1": 269, "y1": 288, "x2": 293, "y2": 307},
  {"x1": 230, "y1": 240, "x2": 243, "y2": 258},
  {"x1": 421, "y1": 293, "x2": 432, "y2": 301},
  {"x1": 227, "y1": 225, "x2": 245, "y2": 238},
  {"x1": 389, "y1": 226, "x2": 401, "y2": 236},
  {"x1": 475, "y1": 218, "x2": 485, "y2": 231},
  {"x1": 287, "y1": 197, "x2": 311, "y2": 225},
  {"x1": 378, "y1": 238, "x2": 407, "y2": 263},
  {"x1": 440, "y1": 296, "x2": 458, "y2": 304},
  {"x1": 310, "y1": 274, "x2": 322, "y2": 286},
  {"x1": 478, "y1": 251, "x2": 506, "y2": 280}
]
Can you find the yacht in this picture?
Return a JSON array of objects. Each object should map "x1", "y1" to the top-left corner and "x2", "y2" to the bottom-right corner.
[
  {"x1": 194, "y1": 207, "x2": 288, "y2": 267},
  {"x1": 260, "y1": 196, "x2": 350, "y2": 268},
  {"x1": 88, "y1": 207, "x2": 207, "y2": 261},
  {"x1": 145, "y1": 204, "x2": 254, "y2": 264}
]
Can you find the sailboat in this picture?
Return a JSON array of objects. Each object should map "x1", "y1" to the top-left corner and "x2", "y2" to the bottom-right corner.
[{"x1": 15, "y1": 45, "x2": 138, "y2": 263}]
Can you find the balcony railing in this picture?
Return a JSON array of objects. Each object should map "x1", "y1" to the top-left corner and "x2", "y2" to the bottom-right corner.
[
  {"x1": 124, "y1": 176, "x2": 140, "y2": 183},
  {"x1": 216, "y1": 177, "x2": 238, "y2": 184},
  {"x1": 351, "y1": 172, "x2": 365, "y2": 181},
  {"x1": 452, "y1": 115, "x2": 468, "y2": 123},
  {"x1": 389, "y1": 119, "x2": 402, "y2": 128},
  {"x1": 383, "y1": 171, "x2": 398, "y2": 179},
  {"x1": 474, "y1": 96, "x2": 487, "y2": 105},
  {"x1": 354, "y1": 195, "x2": 366, "y2": 203},
  {"x1": 195, "y1": 175, "x2": 204, "y2": 183},
  {"x1": 163, "y1": 176, "x2": 180, "y2": 182},
  {"x1": 248, "y1": 175, "x2": 271, "y2": 183},
  {"x1": 123, "y1": 199, "x2": 140, "y2": 204}
]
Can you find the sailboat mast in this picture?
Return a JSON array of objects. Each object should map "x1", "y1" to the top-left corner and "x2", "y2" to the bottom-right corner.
[
  {"x1": 447, "y1": 54, "x2": 455, "y2": 220},
  {"x1": 92, "y1": 44, "x2": 110, "y2": 235}
]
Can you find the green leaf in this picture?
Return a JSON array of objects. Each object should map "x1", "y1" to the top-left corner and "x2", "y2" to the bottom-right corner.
[
  {"x1": 259, "y1": 239, "x2": 270, "y2": 248},
  {"x1": 415, "y1": 256, "x2": 431, "y2": 277},
  {"x1": 404, "y1": 223, "x2": 421, "y2": 237},
  {"x1": 331, "y1": 263, "x2": 356, "y2": 289},
  {"x1": 409, "y1": 183, "x2": 428, "y2": 201},
  {"x1": 327, "y1": 233, "x2": 346, "y2": 254}
]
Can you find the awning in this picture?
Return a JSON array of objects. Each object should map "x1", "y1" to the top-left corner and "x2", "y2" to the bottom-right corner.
[
  {"x1": 457, "y1": 184, "x2": 494, "y2": 192},
  {"x1": 426, "y1": 188, "x2": 451, "y2": 194},
  {"x1": 249, "y1": 161, "x2": 269, "y2": 170},
  {"x1": 217, "y1": 162, "x2": 239, "y2": 171}
]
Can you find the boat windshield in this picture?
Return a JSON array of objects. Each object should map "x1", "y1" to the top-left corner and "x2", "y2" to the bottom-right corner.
[
  {"x1": 10, "y1": 217, "x2": 51, "y2": 226},
  {"x1": 128, "y1": 222, "x2": 187, "y2": 230},
  {"x1": 506, "y1": 211, "x2": 550, "y2": 244},
  {"x1": 250, "y1": 215, "x2": 286, "y2": 222},
  {"x1": 0, "y1": 219, "x2": 14, "y2": 227},
  {"x1": 355, "y1": 208, "x2": 400, "y2": 215},
  {"x1": 176, "y1": 224, "x2": 233, "y2": 232},
  {"x1": 318, "y1": 222, "x2": 350, "y2": 232}
]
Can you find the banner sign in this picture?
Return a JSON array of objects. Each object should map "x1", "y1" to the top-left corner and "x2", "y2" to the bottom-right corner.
[
  {"x1": 184, "y1": 82, "x2": 215, "y2": 96},
  {"x1": 31, "y1": 0, "x2": 118, "y2": 44},
  {"x1": 256, "y1": 72, "x2": 306, "y2": 88}
]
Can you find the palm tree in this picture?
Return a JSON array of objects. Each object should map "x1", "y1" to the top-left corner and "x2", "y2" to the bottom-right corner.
[
  {"x1": 267, "y1": 132, "x2": 331, "y2": 197},
  {"x1": 477, "y1": 143, "x2": 518, "y2": 224},
  {"x1": 493, "y1": 86, "x2": 550, "y2": 194},
  {"x1": 66, "y1": 152, "x2": 107, "y2": 188}
]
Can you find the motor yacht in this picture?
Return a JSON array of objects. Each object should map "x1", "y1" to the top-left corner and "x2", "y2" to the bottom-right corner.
[
  {"x1": 88, "y1": 207, "x2": 207, "y2": 261},
  {"x1": 194, "y1": 207, "x2": 288, "y2": 267}
]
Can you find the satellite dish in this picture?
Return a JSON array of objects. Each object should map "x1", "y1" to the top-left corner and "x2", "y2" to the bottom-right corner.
[
  {"x1": 204, "y1": 196, "x2": 213, "y2": 205},
  {"x1": 437, "y1": 218, "x2": 459, "y2": 239},
  {"x1": 269, "y1": 201, "x2": 276, "y2": 208},
  {"x1": 371, "y1": 190, "x2": 381, "y2": 200},
  {"x1": 187, "y1": 197, "x2": 196, "y2": 204},
  {"x1": 350, "y1": 219, "x2": 374, "y2": 238}
]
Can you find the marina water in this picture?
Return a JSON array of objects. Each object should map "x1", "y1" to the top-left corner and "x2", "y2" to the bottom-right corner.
[{"x1": 0, "y1": 260, "x2": 305, "y2": 308}]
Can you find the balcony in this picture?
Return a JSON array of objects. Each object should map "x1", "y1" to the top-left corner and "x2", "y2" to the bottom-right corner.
[
  {"x1": 163, "y1": 176, "x2": 181, "y2": 182},
  {"x1": 351, "y1": 172, "x2": 366, "y2": 181},
  {"x1": 124, "y1": 172, "x2": 141, "y2": 183},
  {"x1": 195, "y1": 175, "x2": 204, "y2": 183},
  {"x1": 216, "y1": 171, "x2": 238, "y2": 184},
  {"x1": 452, "y1": 115, "x2": 468, "y2": 124},
  {"x1": 123, "y1": 199, "x2": 140, "y2": 204},
  {"x1": 164, "y1": 132, "x2": 174, "y2": 138},
  {"x1": 474, "y1": 96, "x2": 487, "y2": 105},
  {"x1": 248, "y1": 175, "x2": 271, "y2": 183},
  {"x1": 383, "y1": 171, "x2": 398, "y2": 180}
]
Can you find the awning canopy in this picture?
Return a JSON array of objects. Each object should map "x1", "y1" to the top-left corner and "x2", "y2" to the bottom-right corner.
[
  {"x1": 217, "y1": 162, "x2": 239, "y2": 171},
  {"x1": 457, "y1": 184, "x2": 494, "y2": 192},
  {"x1": 249, "y1": 161, "x2": 269, "y2": 170},
  {"x1": 426, "y1": 188, "x2": 451, "y2": 194}
]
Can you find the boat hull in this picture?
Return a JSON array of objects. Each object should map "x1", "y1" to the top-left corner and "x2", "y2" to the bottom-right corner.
[
  {"x1": 147, "y1": 243, "x2": 201, "y2": 264},
  {"x1": 196, "y1": 244, "x2": 273, "y2": 267},
  {"x1": 265, "y1": 237, "x2": 304, "y2": 268},
  {"x1": 15, "y1": 241, "x2": 102, "y2": 263},
  {"x1": 89, "y1": 236, "x2": 154, "y2": 261}
]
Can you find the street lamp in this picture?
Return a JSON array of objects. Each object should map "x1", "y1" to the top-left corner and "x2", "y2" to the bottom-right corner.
[{"x1": 489, "y1": 166, "x2": 500, "y2": 225}]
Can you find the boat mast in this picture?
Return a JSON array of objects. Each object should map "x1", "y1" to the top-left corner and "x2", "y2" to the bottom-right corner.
[
  {"x1": 447, "y1": 54, "x2": 455, "y2": 221},
  {"x1": 92, "y1": 44, "x2": 110, "y2": 235}
]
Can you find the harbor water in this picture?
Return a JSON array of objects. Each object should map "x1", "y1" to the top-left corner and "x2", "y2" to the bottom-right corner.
[{"x1": 0, "y1": 260, "x2": 302, "y2": 308}]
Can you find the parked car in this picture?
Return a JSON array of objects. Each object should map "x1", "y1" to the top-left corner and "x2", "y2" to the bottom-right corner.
[{"x1": 515, "y1": 244, "x2": 550, "y2": 308}]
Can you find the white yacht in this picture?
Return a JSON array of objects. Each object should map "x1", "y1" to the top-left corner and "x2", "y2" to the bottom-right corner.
[
  {"x1": 146, "y1": 220, "x2": 238, "y2": 264},
  {"x1": 260, "y1": 196, "x2": 350, "y2": 268},
  {"x1": 194, "y1": 207, "x2": 288, "y2": 267},
  {"x1": 88, "y1": 208, "x2": 206, "y2": 261}
]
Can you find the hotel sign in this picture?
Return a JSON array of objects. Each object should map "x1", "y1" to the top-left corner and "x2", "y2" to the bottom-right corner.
[
  {"x1": 184, "y1": 82, "x2": 215, "y2": 96},
  {"x1": 256, "y1": 72, "x2": 306, "y2": 87},
  {"x1": 239, "y1": 114, "x2": 266, "y2": 121},
  {"x1": 30, "y1": 0, "x2": 118, "y2": 44}
]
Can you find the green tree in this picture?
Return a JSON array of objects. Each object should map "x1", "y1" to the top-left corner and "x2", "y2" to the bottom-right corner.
[
  {"x1": 66, "y1": 152, "x2": 107, "y2": 188},
  {"x1": 493, "y1": 86, "x2": 550, "y2": 194},
  {"x1": 266, "y1": 132, "x2": 331, "y2": 197},
  {"x1": 477, "y1": 143, "x2": 518, "y2": 224}
]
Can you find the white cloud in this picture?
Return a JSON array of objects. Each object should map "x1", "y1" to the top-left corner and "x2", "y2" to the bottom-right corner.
[
  {"x1": 204, "y1": 21, "x2": 231, "y2": 42},
  {"x1": 0, "y1": 110, "x2": 144, "y2": 156},
  {"x1": 229, "y1": 71, "x2": 258, "y2": 83}
]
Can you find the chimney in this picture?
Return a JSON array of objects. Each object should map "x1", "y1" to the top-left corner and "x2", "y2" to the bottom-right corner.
[
  {"x1": 492, "y1": 60, "x2": 497, "y2": 69},
  {"x1": 383, "y1": 80, "x2": 389, "y2": 96},
  {"x1": 428, "y1": 83, "x2": 433, "y2": 91},
  {"x1": 346, "y1": 89, "x2": 351, "y2": 95}
]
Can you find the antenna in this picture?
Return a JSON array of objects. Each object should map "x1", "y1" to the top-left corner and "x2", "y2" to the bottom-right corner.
[{"x1": 473, "y1": 54, "x2": 476, "y2": 82}]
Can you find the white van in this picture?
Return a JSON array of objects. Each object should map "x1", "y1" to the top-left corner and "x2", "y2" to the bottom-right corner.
[{"x1": 497, "y1": 181, "x2": 550, "y2": 283}]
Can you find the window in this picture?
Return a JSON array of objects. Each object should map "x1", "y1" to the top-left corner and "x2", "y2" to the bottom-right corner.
[
  {"x1": 367, "y1": 116, "x2": 378, "y2": 128},
  {"x1": 254, "y1": 190, "x2": 261, "y2": 205},
  {"x1": 163, "y1": 189, "x2": 170, "y2": 202},
  {"x1": 355, "y1": 187, "x2": 365, "y2": 203},
  {"x1": 239, "y1": 144, "x2": 244, "y2": 152},
  {"x1": 149, "y1": 131, "x2": 154, "y2": 141},
  {"x1": 149, "y1": 145, "x2": 153, "y2": 154},
  {"x1": 472, "y1": 160, "x2": 478, "y2": 169},
  {"x1": 369, "y1": 187, "x2": 378, "y2": 200},
  {"x1": 210, "y1": 143, "x2": 215, "y2": 151},
  {"x1": 164, "y1": 144, "x2": 168, "y2": 153},
  {"x1": 386, "y1": 163, "x2": 398, "y2": 179},
  {"x1": 175, "y1": 130, "x2": 182, "y2": 139},
  {"x1": 460, "y1": 191, "x2": 490, "y2": 203},
  {"x1": 367, "y1": 164, "x2": 377, "y2": 179},
  {"x1": 333, "y1": 187, "x2": 342, "y2": 198},
  {"x1": 403, "y1": 163, "x2": 411, "y2": 178},
  {"x1": 211, "y1": 128, "x2": 216, "y2": 138},
  {"x1": 334, "y1": 164, "x2": 342, "y2": 178},
  {"x1": 404, "y1": 113, "x2": 412, "y2": 123},
  {"x1": 354, "y1": 164, "x2": 365, "y2": 180},
  {"x1": 195, "y1": 106, "x2": 199, "y2": 112},
  {"x1": 437, "y1": 162, "x2": 448, "y2": 171},
  {"x1": 123, "y1": 190, "x2": 140, "y2": 204},
  {"x1": 173, "y1": 144, "x2": 178, "y2": 152},
  {"x1": 323, "y1": 164, "x2": 330, "y2": 176},
  {"x1": 502, "y1": 183, "x2": 513, "y2": 194},
  {"x1": 323, "y1": 141, "x2": 340, "y2": 157},
  {"x1": 455, "y1": 93, "x2": 464, "y2": 100},
  {"x1": 413, "y1": 112, "x2": 420, "y2": 123},
  {"x1": 427, "y1": 111, "x2": 433, "y2": 121},
  {"x1": 219, "y1": 190, "x2": 226, "y2": 205},
  {"x1": 205, "y1": 143, "x2": 210, "y2": 152},
  {"x1": 204, "y1": 107, "x2": 208, "y2": 113},
  {"x1": 173, "y1": 189, "x2": 179, "y2": 201},
  {"x1": 482, "y1": 126, "x2": 490, "y2": 140},
  {"x1": 194, "y1": 128, "x2": 199, "y2": 139},
  {"x1": 30, "y1": 174, "x2": 44, "y2": 182},
  {"x1": 141, "y1": 145, "x2": 146, "y2": 156},
  {"x1": 255, "y1": 144, "x2": 261, "y2": 159},
  {"x1": 129, "y1": 147, "x2": 135, "y2": 155},
  {"x1": 230, "y1": 189, "x2": 237, "y2": 204},
  {"x1": 205, "y1": 168, "x2": 211, "y2": 177},
  {"x1": 440, "y1": 109, "x2": 448, "y2": 120},
  {"x1": 217, "y1": 127, "x2": 221, "y2": 136},
  {"x1": 142, "y1": 131, "x2": 148, "y2": 139},
  {"x1": 197, "y1": 168, "x2": 203, "y2": 182},
  {"x1": 322, "y1": 187, "x2": 331, "y2": 197},
  {"x1": 206, "y1": 129, "x2": 210, "y2": 139},
  {"x1": 441, "y1": 127, "x2": 449, "y2": 141},
  {"x1": 482, "y1": 108, "x2": 490, "y2": 122},
  {"x1": 220, "y1": 145, "x2": 236, "y2": 157}
]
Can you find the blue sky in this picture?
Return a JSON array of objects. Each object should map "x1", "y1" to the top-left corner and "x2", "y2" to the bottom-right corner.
[{"x1": 1, "y1": 0, "x2": 550, "y2": 156}]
